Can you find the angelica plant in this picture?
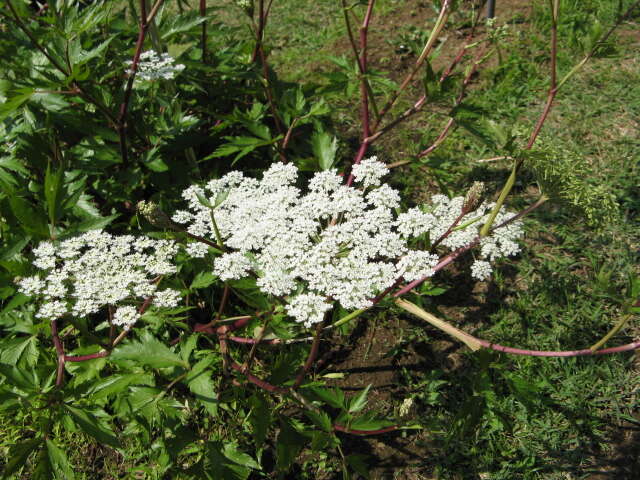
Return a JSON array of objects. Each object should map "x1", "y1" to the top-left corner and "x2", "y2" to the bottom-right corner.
[{"x1": 170, "y1": 158, "x2": 523, "y2": 327}]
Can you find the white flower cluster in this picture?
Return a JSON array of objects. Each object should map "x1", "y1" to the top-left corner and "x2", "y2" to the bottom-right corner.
[
  {"x1": 18, "y1": 231, "x2": 180, "y2": 330},
  {"x1": 125, "y1": 50, "x2": 185, "y2": 82},
  {"x1": 173, "y1": 159, "x2": 523, "y2": 327}
]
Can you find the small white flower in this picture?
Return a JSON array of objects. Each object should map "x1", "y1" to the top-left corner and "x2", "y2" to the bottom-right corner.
[
  {"x1": 172, "y1": 210, "x2": 192, "y2": 224},
  {"x1": 36, "y1": 300, "x2": 67, "y2": 320},
  {"x1": 396, "y1": 251, "x2": 439, "y2": 281},
  {"x1": 112, "y1": 305, "x2": 140, "y2": 330},
  {"x1": 153, "y1": 289, "x2": 181, "y2": 308},
  {"x1": 21, "y1": 231, "x2": 179, "y2": 328},
  {"x1": 286, "y1": 293, "x2": 332, "y2": 327},
  {"x1": 351, "y1": 156, "x2": 389, "y2": 188},
  {"x1": 471, "y1": 260, "x2": 493, "y2": 281},
  {"x1": 213, "y1": 252, "x2": 254, "y2": 281},
  {"x1": 125, "y1": 50, "x2": 185, "y2": 83},
  {"x1": 366, "y1": 184, "x2": 400, "y2": 209},
  {"x1": 173, "y1": 160, "x2": 524, "y2": 326},
  {"x1": 18, "y1": 276, "x2": 45, "y2": 296}
]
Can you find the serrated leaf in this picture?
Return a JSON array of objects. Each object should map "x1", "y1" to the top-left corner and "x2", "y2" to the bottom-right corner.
[
  {"x1": 160, "y1": 11, "x2": 208, "y2": 40},
  {"x1": 73, "y1": 213, "x2": 119, "y2": 233},
  {"x1": 7, "y1": 196, "x2": 49, "y2": 237},
  {"x1": 0, "y1": 364, "x2": 37, "y2": 391},
  {"x1": 0, "y1": 336, "x2": 37, "y2": 366},
  {"x1": 249, "y1": 394, "x2": 270, "y2": 447},
  {"x1": 308, "y1": 387, "x2": 346, "y2": 409},
  {"x1": 349, "y1": 411, "x2": 395, "y2": 431},
  {"x1": 305, "y1": 409, "x2": 333, "y2": 432},
  {"x1": 184, "y1": 357, "x2": 218, "y2": 416},
  {"x1": 346, "y1": 454, "x2": 370, "y2": 479},
  {"x1": 110, "y1": 333, "x2": 188, "y2": 369},
  {"x1": 222, "y1": 443, "x2": 261, "y2": 470},
  {"x1": 1, "y1": 438, "x2": 42, "y2": 479},
  {"x1": 311, "y1": 130, "x2": 338, "y2": 170},
  {"x1": 190, "y1": 271, "x2": 217, "y2": 290},
  {"x1": 43, "y1": 439, "x2": 75, "y2": 480},
  {"x1": 44, "y1": 164, "x2": 64, "y2": 225},
  {"x1": 89, "y1": 372, "x2": 154, "y2": 400},
  {"x1": 0, "y1": 88, "x2": 34, "y2": 122},
  {"x1": 348, "y1": 384, "x2": 371, "y2": 413},
  {"x1": 64, "y1": 405, "x2": 120, "y2": 448}
]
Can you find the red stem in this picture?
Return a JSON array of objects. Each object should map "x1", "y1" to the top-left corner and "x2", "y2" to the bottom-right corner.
[
  {"x1": 476, "y1": 338, "x2": 640, "y2": 357},
  {"x1": 345, "y1": 0, "x2": 376, "y2": 187},
  {"x1": 293, "y1": 321, "x2": 324, "y2": 387},
  {"x1": 118, "y1": 0, "x2": 150, "y2": 165},
  {"x1": 417, "y1": 46, "x2": 486, "y2": 158}
]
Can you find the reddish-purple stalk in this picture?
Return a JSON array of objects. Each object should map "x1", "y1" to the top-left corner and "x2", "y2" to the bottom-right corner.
[
  {"x1": 249, "y1": 0, "x2": 286, "y2": 161},
  {"x1": 372, "y1": 0, "x2": 452, "y2": 131},
  {"x1": 118, "y1": 0, "x2": 149, "y2": 165},
  {"x1": 417, "y1": 46, "x2": 486, "y2": 158},
  {"x1": 218, "y1": 316, "x2": 401, "y2": 435},
  {"x1": 293, "y1": 321, "x2": 325, "y2": 387},
  {"x1": 345, "y1": 0, "x2": 376, "y2": 187},
  {"x1": 363, "y1": 33, "x2": 481, "y2": 147}
]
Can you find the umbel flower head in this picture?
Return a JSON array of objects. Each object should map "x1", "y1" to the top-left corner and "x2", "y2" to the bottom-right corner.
[
  {"x1": 173, "y1": 158, "x2": 523, "y2": 327},
  {"x1": 125, "y1": 50, "x2": 185, "y2": 83},
  {"x1": 17, "y1": 230, "x2": 180, "y2": 330}
]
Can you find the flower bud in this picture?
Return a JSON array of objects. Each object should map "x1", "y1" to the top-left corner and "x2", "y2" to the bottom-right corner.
[
  {"x1": 463, "y1": 181, "x2": 485, "y2": 213},
  {"x1": 137, "y1": 200, "x2": 174, "y2": 228}
]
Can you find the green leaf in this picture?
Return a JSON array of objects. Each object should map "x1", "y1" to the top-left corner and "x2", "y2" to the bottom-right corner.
[
  {"x1": 190, "y1": 271, "x2": 217, "y2": 290},
  {"x1": 160, "y1": 11, "x2": 208, "y2": 40},
  {"x1": 64, "y1": 405, "x2": 121, "y2": 448},
  {"x1": 349, "y1": 412, "x2": 395, "y2": 431},
  {"x1": 0, "y1": 88, "x2": 34, "y2": 122},
  {"x1": 0, "y1": 364, "x2": 38, "y2": 391},
  {"x1": 249, "y1": 394, "x2": 270, "y2": 447},
  {"x1": 0, "y1": 336, "x2": 38, "y2": 366},
  {"x1": 308, "y1": 387, "x2": 346, "y2": 409},
  {"x1": 184, "y1": 357, "x2": 218, "y2": 416},
  {"x1": 110, "y1": 332, "x2": 188, "y2": 369},
  {"x1": 276, "y1": 417, "x2": 306, "y2": 473},
  {"x1": 311, "y1": 130, "x2": 339, "y2": 170},
  {"x1": 346, "y1": 454, "x2": 370, "y2": 479},
  {"x1": 305, "y1": 409, "x2": 333, "y2": 432},
  {"x1": 44, "y1": 164, "x2": 65, "y2": 226},
  {"x1": 1, "y1": 438, "x2": 43, "y2": 479},
  {"x1": 7, "y1": 196, "x2": 49, "y2": 237},
  {"x1": 348, "y1": 384, "x2": 371, "y2": 413},
  {"x1": 73, "y1": 213, "x2": 119, "y2": 233},
  {"x1": 89, "y1": 372, "x2": 154, "y2": 400},
  {"x1": 222, "y1": 443, "x2": 261, "y2": 470},
  {"x1": 41, "y1": 439, "x2": 75, "y2": 480},
  {"x1": 204, "y1": 441, "x2": 251, "y2": 480}
]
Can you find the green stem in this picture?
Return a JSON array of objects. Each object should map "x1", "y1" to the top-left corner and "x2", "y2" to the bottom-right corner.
[
  {"x1": 590, "y1": 312, "x2": 634, "y2": 352},
  {"x1": 479, "y1": 161, "x2": 518, "y2": 237},
  {"x1": 332, "y1": 308, "x2": 366, "y2": 328}
]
